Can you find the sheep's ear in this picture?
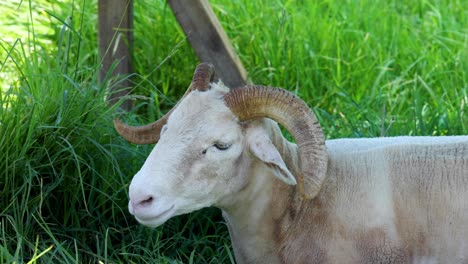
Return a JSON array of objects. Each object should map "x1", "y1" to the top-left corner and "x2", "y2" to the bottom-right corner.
[{"x1": 248, "y1": 133, "x2": 297, "y2": 186}]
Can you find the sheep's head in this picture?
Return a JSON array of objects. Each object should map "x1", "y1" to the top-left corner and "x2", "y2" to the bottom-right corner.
[{"x1": 114, "y1": 64, "x2": 327, "y2": 227}]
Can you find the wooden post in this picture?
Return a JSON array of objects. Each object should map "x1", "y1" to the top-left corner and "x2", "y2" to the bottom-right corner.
[
  {"x1": 168, "y1": 0, "x2": 249, "y2": 88},
  {"x1": 98, "y1": 0, "x2": 133, "y2": 110}
]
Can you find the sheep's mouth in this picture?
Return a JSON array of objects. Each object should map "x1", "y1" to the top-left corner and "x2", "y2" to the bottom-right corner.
[{"x1": 135, "y1": 204, "x2": 176, "y2": 227}]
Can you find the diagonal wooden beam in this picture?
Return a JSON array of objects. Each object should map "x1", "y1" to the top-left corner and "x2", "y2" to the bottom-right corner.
[{"x1": 168, "y1": 0, "x2": 249, "y2": 88}]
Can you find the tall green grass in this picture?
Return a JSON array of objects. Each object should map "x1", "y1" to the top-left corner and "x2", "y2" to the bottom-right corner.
[
  {"x1": 0, "y1": 0, "x2": 466, "y2": 262},
  {"x1": 0, "y1": 0, "x2": 232, "y2": 262},
  {"x1": 131, "y1": 0, "x2": 467, "y2": 137},
  {"x1": 0, "y1": 1, "x2": 130, "y2": 262}
]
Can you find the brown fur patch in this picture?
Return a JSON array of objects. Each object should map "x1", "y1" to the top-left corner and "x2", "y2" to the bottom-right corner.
[
  {"x1": 273, "y1": 192, "x2": 330, "y2": 263},
  {"x1": 356, "y1": 228, "x2": 408, "y2": 264},
  {"x1": 392, "y1": 200, "x2": 429, "y2": 258}
]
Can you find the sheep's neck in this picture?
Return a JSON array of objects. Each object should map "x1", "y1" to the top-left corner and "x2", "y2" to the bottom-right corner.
[
  {"x1": 221, "y1": 171, "x2": 283, "y2": 263},
  {"x1": 220, "y1": 124, "x2": 303, "y2": 264}
]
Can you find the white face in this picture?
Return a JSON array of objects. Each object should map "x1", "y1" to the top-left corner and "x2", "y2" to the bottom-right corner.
[{"x1": 127, "y1": 88, "x2": 246, "y2": 227}]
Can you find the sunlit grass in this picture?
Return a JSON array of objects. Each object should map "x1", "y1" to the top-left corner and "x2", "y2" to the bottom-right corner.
[
  {"x1": 0, "y1": 0, "x2": 54, "y2": 93},
  {"x1": 0, "y1": 0, "x2": 466, "y2": 262}
]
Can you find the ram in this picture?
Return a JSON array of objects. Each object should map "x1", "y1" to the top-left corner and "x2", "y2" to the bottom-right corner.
[{"x1": 115, "y1": 64, "x2": 468, "y2": 263}]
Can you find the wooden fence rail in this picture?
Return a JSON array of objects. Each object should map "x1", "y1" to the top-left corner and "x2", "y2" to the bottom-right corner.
[{"x1": 98, "y1": 0, "x2": 248, "y2": 110}]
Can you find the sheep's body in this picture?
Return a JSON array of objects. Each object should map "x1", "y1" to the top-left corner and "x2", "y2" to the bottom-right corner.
[
  {"x1": 123, "y1": 82, "x2": 468, "y2": 263},
  {"x1": 223, "y1": 130, "x2": 468, "y2": 263}
]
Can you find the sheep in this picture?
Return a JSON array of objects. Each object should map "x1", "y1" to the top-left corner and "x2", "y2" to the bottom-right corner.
[{"x1": 115, "y1": 63, "x2": 468, "y2": 263}]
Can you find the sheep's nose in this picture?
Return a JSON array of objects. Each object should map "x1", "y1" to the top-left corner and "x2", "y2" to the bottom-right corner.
[{"x1": 129, "y1": 194, "x2": 154, "y2": 214}]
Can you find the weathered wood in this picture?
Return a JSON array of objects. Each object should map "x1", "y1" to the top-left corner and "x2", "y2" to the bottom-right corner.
[
  {"x1": 98, "y1": 0, "x2": 133, "y2": 110},
  {"x1": 168, "y1": 0, "x2": 249, "y2": 88}
]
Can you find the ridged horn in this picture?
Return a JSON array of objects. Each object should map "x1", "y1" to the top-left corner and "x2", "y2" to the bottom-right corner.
[
  {"x1": 114, "y1": 63, "x2": 215, "y2": 144},
  {"x1": 223, "y1": 85, "x2": 328, "y2": 199}
]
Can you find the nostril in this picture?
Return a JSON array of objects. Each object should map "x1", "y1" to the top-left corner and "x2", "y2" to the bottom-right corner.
[
  {"x1": 131, "y1": 194, "x2": 155, "y2": 210},
  {"x1": 140, "y1": 196, "x2": 153, "y2": 205}
]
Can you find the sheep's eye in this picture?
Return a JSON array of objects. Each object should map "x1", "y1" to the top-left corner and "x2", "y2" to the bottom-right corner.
[
  {"x1": 160, "y1": 125, "x2": 168, "y2": 135},
  {"x1": 214, "y1": 142, "x2": 231, "y2": 151}
]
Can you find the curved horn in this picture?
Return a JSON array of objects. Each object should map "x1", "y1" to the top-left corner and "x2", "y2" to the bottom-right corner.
[
  {"x1": 114, "y1": 63, "x2": 215, "y2": 144},
  {"x1": 223, "y1": 85, "x2": 328, "y2": 199}
]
